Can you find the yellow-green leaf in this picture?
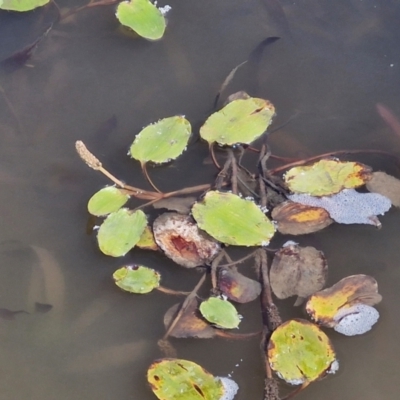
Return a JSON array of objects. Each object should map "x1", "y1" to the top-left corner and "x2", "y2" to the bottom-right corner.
[
  {"x1": 116, "y1": 0, "x2": 166, "y2": 41},
  {"x1": 192, "y1": 191, "x2": 275, "y2": 246},
  {"x1": 113, "y1": 265, "x2": 160, "y2": 294},
  {"x1": 129, "y1": 116, "x2": 191, "y2": 164},
  {"x1": 0, "y1": 0, "x2": 49, "y2": 11},
  {"x1": 97, "y1": 209, "x2": 147, "y2": 257},
  {"x1": 199, "y1": 297, "x2": 241, "y2": 329},
  {"x1": 284, "y1": 159, "x2": 372, "y2": 196},
  {"x1": 147, "y1": 358, "x2": 224, "y2": 400},
  {"x1": 268, "y1": 319, "x2": 338, "y2": 385},
  {"x1": 88, "y1": 186, "x2": 130, "y2": 216},
  {"x1": 200, "y1": 97, "x2": 275, "y2": 146}
]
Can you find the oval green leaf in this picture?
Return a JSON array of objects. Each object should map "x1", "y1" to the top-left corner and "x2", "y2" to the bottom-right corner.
[
  {"x1": 200, "y1": 97, "x2": 275, "y2": 146},
  {"x1": 284, "y1": 159, "x2": 372, "y2": 196},
  {"x1": 88, "y1": 186, "x2": 130, "y2": 216},
  {"x1": 147, "y1": 358, "x2": 224, "y2": 400},
  {"x1": 116, "y1": 0, "x2": 166, "y2": 41},
  {"x1": 113, "y1": 265, "x2": 160, "y2": 294},
  {"x1": 192, "y1": 191, "x2": 276, "y2": 246},
  {"x1": 268, "y1": 319, "x2": 338, "y2": 385},
  {"x1": 0, "y1": 0, "x2": 49, "y2": 11},
  {"x1": 199, "y1": 297, "x2": 241, "y2": 329},
  {"x1": 97, "y1": 209, "x2": 147, "y2": 257},
  {"x1": 129, "y1": 116, "x2": 191, "y2": 164}
]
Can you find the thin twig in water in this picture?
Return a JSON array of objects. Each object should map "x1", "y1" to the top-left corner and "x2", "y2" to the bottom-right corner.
[
  {"x1": 162, "y1": 272, "x2": 207, "y2": 341},
  {"x1": 229, "y1": 149, "x2": 238, "y2": 195},
  {"x1": 210, "y1": 142, "x2": 222, "y2": 170},
  {"x1": 141, "y1": 162, "x2": 162, "y2": 193},
  {"x1": 269, "y1": 149, "x2": 400, "y2": 174}
]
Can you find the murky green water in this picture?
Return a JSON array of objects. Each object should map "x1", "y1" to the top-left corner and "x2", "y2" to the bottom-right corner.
[{"x1": 1, "y1": 1, "x2": 400, "y2": 399}]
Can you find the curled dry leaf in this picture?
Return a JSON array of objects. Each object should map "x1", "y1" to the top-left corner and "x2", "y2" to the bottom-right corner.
[
  {"x1": 153, "y1": 212, "x2": 221, "y2": 268},
  {"x1": 366, "y1": 171, "x2": 400, "y2": 207},
  {"x1": 271, "y1": 201, "x2": 333, "y2": 235},
  {"x1": 306, "y1": 274, "x2": 382, "y2": 327},
  {"x1": 270, "y1": 243, "x2": 328, "y2": 303},
  {"x1": 163, "y1": 300, "x2": 217, "y2": 339},
  {"x1": 218, "y1": 267, "x2": 261, "y2": 303}
]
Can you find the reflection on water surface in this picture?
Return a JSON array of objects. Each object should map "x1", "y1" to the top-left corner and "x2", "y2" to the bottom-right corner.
[{"x1": 1, "y1": 1, "x2": 400, "y2": 399}]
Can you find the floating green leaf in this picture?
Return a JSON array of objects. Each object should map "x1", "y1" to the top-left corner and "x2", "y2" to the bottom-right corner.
[
  {"x1": 192, "y1": 191, "x2": 276, "y2": 246},
  {"x1": 147, "y1": 358, "x2": 224, "y2": 400},
  {"x1": 113, "y1": 265, "x2": 160, "y2": 294},
  {"x1": 199, "y1": 297, "x2": 241, "y2": 329},
  {"x1": 0, "y1": 0, "x2": 49, "y2": 11},
  {"x1": 284, "y1": 159, "x2": 372, "y2": 196},
  {"x1": 116, "y1": 0, "x2": 166, "y2": 41},
  {"x1": 87, "y1": 186, "x2": 130, "y2": 216},
  {"x1": 268, "y1": 319, "x2": 338, "y2": 386},
  {"x1": 97, "y1": 209, "x2": 147, "y2": 257},
  {"x1": 200, "y1": 97, "x2": 275, "y2": 146},
  {"x1": 129, "y1": 116, "x2": 191, "y2": 164}
]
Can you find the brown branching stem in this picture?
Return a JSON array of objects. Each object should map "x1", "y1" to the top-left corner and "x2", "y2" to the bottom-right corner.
[
  {"x1": 156, "y1": 286, "x2": 191, "y2": 296},
  {"x1": 75, "y1": 140, "x2": 213, "y2": 202},
  {"x1": 229, "y1": 149, "x2": 239, "y2": 195},
  {"x1": 210, "y1": 251, "x2": 227, "y2": 291},
  {"x1": 210, "y1": 142, "x2": 222, "y2": 170},
  {"x1": 141, "y1": 162, "x2": 162, "y2": 193},
  {"x1": 257, "y1": 249, "x2": 282, "y2": 400}
]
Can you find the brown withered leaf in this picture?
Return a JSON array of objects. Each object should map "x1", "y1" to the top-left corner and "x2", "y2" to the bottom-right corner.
[
  {"x1": 270, "y1": 243, "x2": 328, "y2": 305},
  {"x1": 306, "y1": 274, "x2": 382, "y2": 327},
  {"x1": 152, "y1": 196, "x2": 197, "y2": 214},
  {"x1": 218, "y1": 267, "x2": 261, "y2": 303},
  {"x1": 163, "y1": 300, "x2": 217, "y2": 339},
  {"x1": 153, "y1": 213, "x2": 221, "y2": 268},
  {"x1": 271, "y1": 201, "x2": 333, "y2": 235},
  {"x1": 366, "y1": 171, "x2": 400, "y2": 207}
]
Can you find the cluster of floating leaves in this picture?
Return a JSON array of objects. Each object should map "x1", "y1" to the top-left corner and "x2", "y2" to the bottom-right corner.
[
  {"x1": 76, "y1": 87, "x2": 400, "y2": 400},
  {"x1": 2, "y1": 0, "x2": 170, "y2": 40}
]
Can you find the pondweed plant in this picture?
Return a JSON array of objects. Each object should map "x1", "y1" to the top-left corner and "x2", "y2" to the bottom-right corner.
[{"x1": 76, "y1": 91, "x2": 400, "y2": 400}]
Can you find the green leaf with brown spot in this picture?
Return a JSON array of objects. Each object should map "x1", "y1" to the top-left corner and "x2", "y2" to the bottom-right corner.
[{"x1": 147, "y1": 358, "x2": 224, "y2": 400}]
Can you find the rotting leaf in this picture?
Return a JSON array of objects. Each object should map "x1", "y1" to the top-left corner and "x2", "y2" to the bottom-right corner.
[
  {"x1": 163, "y1": 300, "x2": 217, "y2": 339},
  {"x1": 129, "y1": 116, "x2": 191, "y2": 164},
  {"x1": 366, "y1": 171, "x2": 400, "y2": 207},
  {"x1": 147, "y1": 358, "x2": 224, "y2": 400},
  {"x1": 0, "y1": 0, "x2": 49, "y2": 11},
  {"x1": 192, "y1": 191, "x2": 276, "y2": 247},
  {"x1": 200, "y1": 97, "x2": 275, "y2": 146},
  {"x1": 271, "y1": 201, "x2": 333, "y2": 235},
  {"x1": 306, "y1": 274, "x2": 382, "y2": 327},
  {"x1": 268, "y1": 319, "x2": 338, "y2": 385},
  {"x1": 87, "y1": 186, "x2": 130, "y2": 216},
  {"x1": 199, "y1": 297, "x2": 241, "y2": 329},
  {"x1": 284, "y1": 159, "x2": 372, "y2": 196},
  {"x1": 97, "y1": 208, "x2": 147, "y2": 257},
  {"x1": 218, "y1": 267, "x2": 261, "y2": 303},
  {"x1": 288, "y1": 188, "x2": 391, "y2": 227},
  {"x1": 113, "y1": 265, "x2": 160, "y2": 294},
  {"x1": 116, "y1": 0, "x2": 167, "y2": 41},
  {"x1": 153, "y1": 212, "x2": 221, "y2": 268},
  {"x1": 136, "y1": 225, "x2": 158, "y2": 251},
  {"x1": 270, "y1": 243, "x2": 328, "y2": 305}
]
